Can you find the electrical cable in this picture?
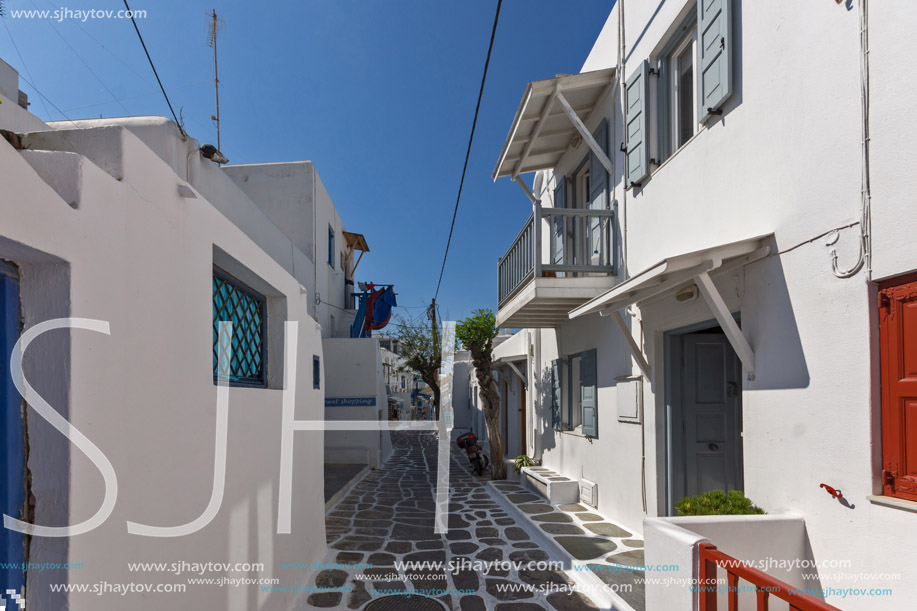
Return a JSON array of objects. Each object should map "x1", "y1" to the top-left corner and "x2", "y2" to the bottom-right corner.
[
  {"x1": 28, "y1": 0, "x2": 130, "y2": 115},
  {"x1": 433, "y1": 0, "x2": 502, "y2": 302},
  {"x1": 121, "y1": 0, "x2": 185, "y2": 136},
  {"x1": 0, "y1": 15, "x2": 54, "y2": 120}
]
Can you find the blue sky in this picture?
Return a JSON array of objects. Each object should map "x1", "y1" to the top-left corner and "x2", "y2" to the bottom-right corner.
[{"x1": 0, "y1": 0, "x2": 611, "y2": 322}]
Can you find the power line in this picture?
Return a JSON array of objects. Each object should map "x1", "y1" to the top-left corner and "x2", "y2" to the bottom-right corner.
[
  {"x1": 121, "y1": 0, "x2": 185, "y2": 136},
  {"x1": 16, "y1": 72, "x2": 78, "y2": 125},
  {"x1": 29, "y1": 0, "x2": 130, "y2": 115},
  {"x1": 433, "y1": 0, "x2": 502, "y2": 302},
  {"x1": 33, "y1": 0, "x2": 153, "y2": 89},
  {"x1": 0, "y1": 15, "x2": 53, "y2": 120}
]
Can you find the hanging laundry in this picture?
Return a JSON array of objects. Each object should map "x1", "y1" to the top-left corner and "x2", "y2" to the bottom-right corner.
[
  {"x1": 363, "y1": 288, "x2": 385, "y2": 333},
  {"x1": 369, "y1": 286, "x2": 397, "y2": 330}
]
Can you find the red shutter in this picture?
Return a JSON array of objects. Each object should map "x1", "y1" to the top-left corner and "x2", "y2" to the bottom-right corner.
[{"x1": 879, "y1": 278, "x2": 917, "y2": 501}]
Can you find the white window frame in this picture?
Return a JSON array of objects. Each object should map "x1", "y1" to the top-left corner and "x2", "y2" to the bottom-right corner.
[
  {"x1": 655, "y1": 7, "x2": 700, "y2": 163},
  {"x1": 670, "y1": 29, "x2": 698, "y2": 152}
]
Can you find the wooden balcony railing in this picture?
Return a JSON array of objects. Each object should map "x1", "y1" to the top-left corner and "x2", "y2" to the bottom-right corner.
[
  {"x1": 497, "y1": 206, "x2": 615, "y2": 307},
  {"x1": 698, "y1": 543, "x2": 843, "y2": 611}
]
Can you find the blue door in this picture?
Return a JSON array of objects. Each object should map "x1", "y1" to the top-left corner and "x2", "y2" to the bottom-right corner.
[{"x1": 0, "y1": 261, "x2": 25, "y2": 601}]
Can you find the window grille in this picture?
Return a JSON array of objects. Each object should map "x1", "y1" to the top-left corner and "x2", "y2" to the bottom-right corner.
[{"x1": 213, "y1": 269, "x2": 266, "y2": 386}]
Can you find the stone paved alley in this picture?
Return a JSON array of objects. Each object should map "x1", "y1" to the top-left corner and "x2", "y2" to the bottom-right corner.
[{"x1": 300, "y1": 431, "x2": 604, "y2": 610}]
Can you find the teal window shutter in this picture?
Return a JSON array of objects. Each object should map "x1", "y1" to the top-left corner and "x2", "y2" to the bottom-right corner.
[
  {"x1": 581, "y1": 349, "x2": 598, "y2": 437},
  {"x1": 698, "y1": 0, "x2": 733, "y2": 122},
  {"x1": 551, "y1": 359, "x2": 562, "y2": 430},
  {"x1": 589, "y1": 118, "x2": 608, "y2": 206},
  {"x1": 624, "y1": 61, "x2": 650, "y2": 187},
  {"x1": 551, "y1": 177, "x2": 566, "y2": 265}
]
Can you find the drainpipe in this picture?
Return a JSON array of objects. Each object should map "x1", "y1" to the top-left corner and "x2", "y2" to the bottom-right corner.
[{"x1": 831, "y1": 0, "x2": 871, "y2": 280}]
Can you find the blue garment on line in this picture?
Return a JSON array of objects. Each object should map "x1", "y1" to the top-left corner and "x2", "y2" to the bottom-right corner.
[{"x1": 371, "y1": 286, "x2": 397, "y2": 329}]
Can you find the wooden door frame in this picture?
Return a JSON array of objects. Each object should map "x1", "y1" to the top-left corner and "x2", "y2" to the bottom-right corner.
[
  {"x1": 663, "y1": 315, "x2": 744, "y2": 515},
  {"x1": 0, "y1": 262, "x2": 25, "y2": 600}
]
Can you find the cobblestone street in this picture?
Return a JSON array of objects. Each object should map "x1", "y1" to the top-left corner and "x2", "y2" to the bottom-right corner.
[{"x1": 301, "y1": 431, "x2": 601, "y2": 610}]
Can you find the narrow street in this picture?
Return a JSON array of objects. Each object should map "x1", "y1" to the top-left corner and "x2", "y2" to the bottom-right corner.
[{"x1": 303, "y1": 432, "x2": 599, "y2": 610}]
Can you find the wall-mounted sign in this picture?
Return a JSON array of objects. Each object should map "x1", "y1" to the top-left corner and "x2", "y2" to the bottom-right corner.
[{"x1": 325, "y1": 397, "x2": 377, "y2": 407}]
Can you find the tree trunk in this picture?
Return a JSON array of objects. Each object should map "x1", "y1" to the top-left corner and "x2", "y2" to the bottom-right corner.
[
  {"x1": 470, "y1": 349, "x2": 505, "y2": 480},
  {"x1": 420, "y1": 368, "x2": 440, "y2": 420}
]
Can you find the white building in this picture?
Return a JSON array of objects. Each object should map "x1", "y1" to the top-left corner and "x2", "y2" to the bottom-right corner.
[
  {"x1": 490, "y1": 0, "x2": 916, "y2": 609},
  {"x1": 0, "y1": 53, "x2": 389, "y2": 609},
  {"x1": 222, "y1": 161, "x2": 392, "y2": 468}
]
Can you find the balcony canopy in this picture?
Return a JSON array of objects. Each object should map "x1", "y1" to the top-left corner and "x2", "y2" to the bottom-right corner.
[
  {"x1": 569, "y1": 236, "x2": 772, "y2": 319},
  {"x1": 493, "y1": 68, "x2": 616, "y2": 181},
  {"x1": 569, "y1": 235, "x2": 773, "y2": 381}
]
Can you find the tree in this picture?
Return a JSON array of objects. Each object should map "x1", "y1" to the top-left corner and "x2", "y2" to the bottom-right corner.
[
  {"x1": 393, "y1": 313, "x2": 441, "y2": 419},
  {"x1": 456, "y1": 309, "x2": 505, "y2": 480}
]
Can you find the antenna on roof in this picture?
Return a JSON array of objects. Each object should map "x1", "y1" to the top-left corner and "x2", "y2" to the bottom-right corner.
[{"x1": 208, "y1": 9, "x2": 225, "y2": 154}]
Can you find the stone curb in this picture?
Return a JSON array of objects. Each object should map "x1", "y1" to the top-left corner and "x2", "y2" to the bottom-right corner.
[{"x1": 486, "y1": 481, "x2": 636, "y2": 611}]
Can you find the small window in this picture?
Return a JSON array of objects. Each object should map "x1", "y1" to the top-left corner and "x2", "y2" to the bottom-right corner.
[
  {"x1": 553, "y1": 349, "x2": 598, "y2": 437},
  {"x1": 328, "y1": 226, "x2": 335, "y2": 268},
  {"x1": 674, "y1": 40, "x2": 695, "y2": 148},
  {"x1": 313, "y1": 355, "x2": 321, "y2": 389},
  {"x1": 565, "y1": 356, "x2": 583, "y2": 431},
  {"x1": 657, "y1": 10, "x2": 698, "y2": 161},
  {"x1": 213, "y1": 268, "x2": 266, "y2": 386}
]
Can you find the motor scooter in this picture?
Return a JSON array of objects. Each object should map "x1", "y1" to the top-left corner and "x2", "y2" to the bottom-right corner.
[{"x1": 455, "y1": 432, "x2": 490, "y2": 476}]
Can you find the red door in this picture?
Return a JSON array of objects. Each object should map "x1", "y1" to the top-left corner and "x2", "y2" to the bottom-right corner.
[{"x1": 879, "y1": 277, "x2": 917, "y2": 501}]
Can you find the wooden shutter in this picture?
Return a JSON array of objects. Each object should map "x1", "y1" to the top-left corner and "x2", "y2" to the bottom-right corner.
[
  {"x1": 624, "y1": 61, "x2": 650, "y2": 187},
  {"x1": 551, "y1": 358, "x2": 562, "y2": 430},
  {"x1": 698, "y1": 0, "x2": 733, "y2": 122},
  {"x1": 879, "y1": 279, "x2": 917, "y2": 501},
  {"x1": 581, "y1": 349, "x2": 598, "y2": 437},
  {"x1": 551, "y1": 177, "x2": 566, "y2": 265}
]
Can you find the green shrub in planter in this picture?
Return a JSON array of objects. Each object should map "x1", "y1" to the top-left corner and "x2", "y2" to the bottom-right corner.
[
  {"x1": 675, "y1": 490, "x2": 765, "y2": 516},
  {"x1": 513, "y1": 454, "x2": 537, "y2": 473}
]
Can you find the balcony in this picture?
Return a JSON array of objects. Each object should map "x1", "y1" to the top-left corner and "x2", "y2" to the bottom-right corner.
[{"x1": 497, "y1": 206, "x2": 616, "y2": 328}]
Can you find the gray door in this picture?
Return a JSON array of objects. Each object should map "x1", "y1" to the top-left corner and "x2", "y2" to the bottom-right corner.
[{"x1": 681, "y1": 331, "x2": 742, "y2": 498}]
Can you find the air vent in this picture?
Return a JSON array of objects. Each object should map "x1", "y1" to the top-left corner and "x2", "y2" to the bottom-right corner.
[{"x1": 580, "y1": 478, "x2": 598, "y2": 508}]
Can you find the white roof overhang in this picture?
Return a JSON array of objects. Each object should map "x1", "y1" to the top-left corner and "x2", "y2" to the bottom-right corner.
[
  {"x1": 493, "y1": 68, "x2": 616, "y2": 184},
  {"x1": 569, "y1": 235, "x2": 774, "y2": 381},
  {"x1": 492, "y1": 331, "x2": 527, "y2": 362}
]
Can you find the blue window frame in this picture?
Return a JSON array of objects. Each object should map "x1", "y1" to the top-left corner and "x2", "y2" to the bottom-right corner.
[
  {"x1": 328, "y1": 226, "x2": 335, "y2": 268},
  {"x1": 313, "y1": 355, "x2": 321, "y2": 389},
  {"x1": 212, "y1": 267, "x2": 266, "y2": 386}
]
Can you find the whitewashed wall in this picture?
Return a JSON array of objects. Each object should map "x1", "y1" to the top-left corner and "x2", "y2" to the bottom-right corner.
[
  {"x1": 1, "y1": 118, "x2": 327, "y2": 610},
  {"x1": 222, "y1": 161, "x2": 349, "y2": 337},
  {"x1": 514, "y1": 1, "x2": 917, "y2": 607},
  {"x1": 323, "y1": 338, "x2": 391, "y2": 467}
]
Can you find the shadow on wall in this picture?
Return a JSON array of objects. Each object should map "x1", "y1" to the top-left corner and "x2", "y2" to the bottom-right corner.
[
  {"x1": 533, "y1": 364, "x2": 557, "y2": 456},
  {"x1": 800, "y1": 523, "x2": 825, "y2": 595},
  {"x1": 746, "y1": 249, "x2": 810, "y2": 391}
]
